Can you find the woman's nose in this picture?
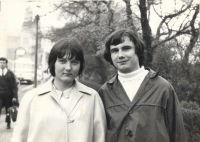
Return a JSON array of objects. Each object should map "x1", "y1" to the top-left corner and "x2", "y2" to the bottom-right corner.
[{"x1": 65, "y1": 62, "x2": 71, "y2": 71}]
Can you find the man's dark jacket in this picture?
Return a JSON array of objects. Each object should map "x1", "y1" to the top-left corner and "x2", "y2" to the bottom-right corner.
[
  {"x1": 0, "y1": 69, "x2": 18, "y2": 100},
  {"x1": 98, "y1": 68, "x2": 187, "y2": 142}
]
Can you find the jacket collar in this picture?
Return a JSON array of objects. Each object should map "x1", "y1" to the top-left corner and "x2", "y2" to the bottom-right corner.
[
  {"x1": 106, "y1": 68, "x2": 158, "y2": 108},
  {"x1": 37, "y1": 78, "x2": 92, "y2": 96},
  {"x1": 107, "y1": 67, "x2": 158, "y2": 84}
]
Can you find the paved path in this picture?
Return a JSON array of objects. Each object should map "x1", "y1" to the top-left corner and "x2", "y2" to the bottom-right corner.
[
  {"x1": 0, "y1": 83, "x2": 35, "y2": 142},
  {"x1": 0, "y1": 114, "x2": 16, "y2": 142}
]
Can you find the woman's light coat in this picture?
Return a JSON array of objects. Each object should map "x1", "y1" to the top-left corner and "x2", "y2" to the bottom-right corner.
[{"x1": 12, "y1": 79, "x2": 106, "y2": 142}]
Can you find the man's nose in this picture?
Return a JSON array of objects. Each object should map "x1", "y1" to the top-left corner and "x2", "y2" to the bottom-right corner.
[{"x1": 118, "y1": 50, "x2": 124, "y2": 59}]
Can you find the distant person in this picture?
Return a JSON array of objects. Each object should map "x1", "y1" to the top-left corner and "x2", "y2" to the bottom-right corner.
[
  {"x1": 12, "y1": 38, "x2": 106, "y2": 142},
  {"x1": 98, "y1": 29, "x2": 187, "y2": 142},
  {"x1": 0, "y1": 57, "x2": 18, "y2": 129}
]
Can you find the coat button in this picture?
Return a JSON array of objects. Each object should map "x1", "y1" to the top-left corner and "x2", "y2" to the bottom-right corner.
[{"x1": 128, "y1": 130, "x2": 133, "y2": 137}]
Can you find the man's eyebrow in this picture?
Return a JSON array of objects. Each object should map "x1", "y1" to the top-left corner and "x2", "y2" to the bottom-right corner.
[{"x1": 122, "y1": 45, "x2": 132, "y2": 48}]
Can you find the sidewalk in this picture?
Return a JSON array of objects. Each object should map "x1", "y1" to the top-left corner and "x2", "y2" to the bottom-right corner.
[
  {"x1": 0, "y1": 82, "x2": 40, "y2": 141},
  {"x1": 0, "y1": 84, "x2": 34, "y2": 142},
  {"x1": 0, "y1": 114, "x2": 16, "y2": 142}
]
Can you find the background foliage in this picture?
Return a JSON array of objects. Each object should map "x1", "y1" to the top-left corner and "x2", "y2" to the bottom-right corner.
[{"x1": 43, "y1": 0, "x2": 200, "y2": 141}]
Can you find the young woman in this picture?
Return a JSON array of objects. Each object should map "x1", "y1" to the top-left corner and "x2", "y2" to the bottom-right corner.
[{"x1": 11, "y1": 38, "x2": 106, "y2": 142}]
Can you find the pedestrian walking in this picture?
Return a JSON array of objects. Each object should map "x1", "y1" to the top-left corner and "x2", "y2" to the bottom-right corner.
[
  {"x1": 12, "y1": 38, "x2": 106, "y2": 142},
  {"x1": 0, "y1": 57, "x2": 18, "y2": 129},
  {"x1": 98, "y1": 29, "x2": 187, "y2": 142}
]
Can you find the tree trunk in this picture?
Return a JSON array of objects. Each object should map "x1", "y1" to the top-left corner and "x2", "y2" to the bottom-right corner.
[
  {"x1": 139, "y1": 0, "x2": 153, "y2": 67},
  {"x1": 184, "y1": 5, "x2": 200, "y2": 63},
  {"x1": 123, "y1": 0, "x2": 137, "y2": 32}
]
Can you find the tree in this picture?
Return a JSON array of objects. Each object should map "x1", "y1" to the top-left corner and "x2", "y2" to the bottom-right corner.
[
  {"x1": 47, "y1": 0, "x2": 130, "y2": 84},
  {"x1": 124, "y1": 0, "x2": 200, "y2": 67},
  {"x1": 47, "y1": 0, "x2": 200, "y2": 86}
]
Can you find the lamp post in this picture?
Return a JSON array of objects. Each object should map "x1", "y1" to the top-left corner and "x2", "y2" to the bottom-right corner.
[
  {"x1": 14, "y1": 47, "x2": 26, "y2": 73},
  {"x1": 34, "y1": 14, "x2": 40, "y2": 88}
]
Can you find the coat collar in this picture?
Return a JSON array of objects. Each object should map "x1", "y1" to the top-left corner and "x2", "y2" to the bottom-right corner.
[
  {"x1": 36, "y1": 78, "x2": 91, "y2": 118},
  {"x1": 37, "y1": 78, "x2": 92, "y2": 96},
  {"x1": 107, "y1": 67, "x2": 158, "y2": 84},
  {"x1": 107, "y1": 68, "x2": 158, "y2": 107}
]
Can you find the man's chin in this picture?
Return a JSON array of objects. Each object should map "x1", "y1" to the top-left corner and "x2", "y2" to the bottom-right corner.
[{"x1": 118, "y1": 69, "x2": 129, "y2": 73}]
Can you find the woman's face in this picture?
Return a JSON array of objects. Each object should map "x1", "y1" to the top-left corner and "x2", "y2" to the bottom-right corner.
[{"x1": 54, "y1": 53, "x2": 80, "y2": 84}]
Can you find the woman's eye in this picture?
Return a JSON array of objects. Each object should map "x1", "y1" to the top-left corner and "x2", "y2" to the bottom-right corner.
[
  {"x1": 59, "y1": 59, "x2": 66, "y2": 63},
  {"x1": 71, "y1": 61, "x2": 79, "y2": 65},
  {"x1": 110, "y1": 49, "x2": 118, "y2": 53}
]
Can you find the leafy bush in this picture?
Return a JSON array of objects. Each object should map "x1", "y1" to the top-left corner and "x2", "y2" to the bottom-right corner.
[{"x1": 181, "y1": 101, "x2": 200, "y2": 142}]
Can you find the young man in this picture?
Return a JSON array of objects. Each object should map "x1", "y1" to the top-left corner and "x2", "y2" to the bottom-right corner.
[
  {"x1": 98, "y1": 29, "x2": 187, "y2": 142},
  {"x1": 0, "y1": 57, "x2": 18, "y2": 129}
]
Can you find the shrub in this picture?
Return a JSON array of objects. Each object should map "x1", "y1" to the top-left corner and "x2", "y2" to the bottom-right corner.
[{"x1": 181, "y1": 101, "x2": 200, "y2": 142}]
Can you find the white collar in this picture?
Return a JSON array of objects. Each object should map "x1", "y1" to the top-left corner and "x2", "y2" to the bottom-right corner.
[
  {"x1": 52, "y1": 83, "x2": 74, "y2": 99},
  {"x1": 0, "y1": 68, "x2": 8, "y2": 76},
  {"x1": 118, "y1": 66, "x2": 147, "y2": 82}
]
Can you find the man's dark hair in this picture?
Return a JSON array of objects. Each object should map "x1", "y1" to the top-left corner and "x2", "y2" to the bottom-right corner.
[
  {"x1": 0, "y1": 57, "x2": 8, "y2": 64},
  {"x1": 48, "y1": 38, "x2": 85, "y2": 77},
  {"x1": 104, "y1": 29, "x2": 145, "y2": 67}
]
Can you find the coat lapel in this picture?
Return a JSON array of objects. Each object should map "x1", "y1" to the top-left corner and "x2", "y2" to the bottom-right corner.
[
  {"x1": 66, "y1": 86, "x2": 83, "y2": 116},
  {"x1": 131, "y1": 69, "x2": 157, "y2": 107},
  {"x1": 37, "y1": 79, "x2": 90, "y2": 119},
  {"x1": 37, "y1": 79, "x2": 62, "y2": 106},
  {"x1": 131, "y1": 77, "x2": 154, "y2": 107},
  {"x1": 112, "y1": 78, "x2": 132, "y2": 107},
  {"x1": 108, "y1": 68, "x2": 158, "y2": 109}
]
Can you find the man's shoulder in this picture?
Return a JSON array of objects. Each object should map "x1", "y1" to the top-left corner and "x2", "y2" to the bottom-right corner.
[
  {"x1": 148, "y1": 70, "x2": 173, "y2": 89},
  {"x1": 7, "y1": 69, "x2": 14, "y2": 75},
  {"x1": 99, "y1": 75, "x2": 117, "y2": 91},
  {"x1": 154, "y1": 75, "x2": 171, "y2": 87}
]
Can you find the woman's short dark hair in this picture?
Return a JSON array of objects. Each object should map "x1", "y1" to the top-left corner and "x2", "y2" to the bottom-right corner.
[
  {"x1": 48, "y1": 38, "x2": 84, "y2": 77},
  {"x1": 104, "y1": 29, "x2": 145, "y2": 67}
]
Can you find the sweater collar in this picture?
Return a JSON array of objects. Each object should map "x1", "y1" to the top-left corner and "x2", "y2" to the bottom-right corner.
[
  {"x1": 118, "y1": 66, "x2": 147, "y2": 82},
  {"x1": 108, "y1": 67, "x2": 158, "y2": 84}
]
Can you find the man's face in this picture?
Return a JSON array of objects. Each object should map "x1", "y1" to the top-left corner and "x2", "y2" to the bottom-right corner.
[
  {"x1": 110, "y1": 37, "x2": 140, "y2": 73},
  {"x1": 0, "y1": 60, "x2": 7, "y2": 69},
  {"x1": 54, "y1": 54, "x2": 80, "y2": 84}
]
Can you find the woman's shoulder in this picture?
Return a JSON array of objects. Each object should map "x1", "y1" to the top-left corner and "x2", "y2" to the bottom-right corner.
[
  {"x1": 20, "y1": 87, "x2": 38, "y2": 106},
  {"x1": 75, "y1": 80, "x2": 98, "y2": 96},
  {"x1": 21, "y1": 81, "x2": 51, "y2": 103}
]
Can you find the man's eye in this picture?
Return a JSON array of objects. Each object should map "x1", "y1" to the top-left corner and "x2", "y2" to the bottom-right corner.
[{"x1": 122, "y1": 47, "x2": 130, "y2": 51}]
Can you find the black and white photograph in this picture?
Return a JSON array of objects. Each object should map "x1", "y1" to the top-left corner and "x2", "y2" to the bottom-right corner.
[{"x1": 0, "y1": 0, "x2": 200, "y2": 142}]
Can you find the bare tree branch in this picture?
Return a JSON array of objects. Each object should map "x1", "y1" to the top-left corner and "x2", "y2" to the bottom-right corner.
[
  {"x1": 156, "y1": 0, "x2": 193, "y2": 38},
  {"x1": 153, "y1": 28, "x2": 191, "y2": 48},
  {"x1": 184, "y1": 4, "x2": 200, "y2": 62}
]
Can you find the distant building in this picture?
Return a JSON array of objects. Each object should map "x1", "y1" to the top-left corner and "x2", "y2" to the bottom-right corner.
[
  {"x1": 1, "y1": 0, "x2": 54, "y2": 81},
  {"x1": 0, "y1": 0, "x2": 25, "y2": 69},
  {"x1": 0, "y1": 0, "x2": 8, "y2": 58}
]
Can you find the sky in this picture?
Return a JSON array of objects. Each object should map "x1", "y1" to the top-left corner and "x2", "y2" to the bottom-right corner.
[
  {"x1": 1, "y1": 0, "x2": 65, "y2": 36},
  {"x1": 1, "y1": 0, "x2": 200, "y2": 36}
]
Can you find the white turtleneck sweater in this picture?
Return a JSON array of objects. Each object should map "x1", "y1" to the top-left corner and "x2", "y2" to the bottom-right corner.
[{"x1": 118, "y1": 66, "x2": 149, "y2": 101}]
